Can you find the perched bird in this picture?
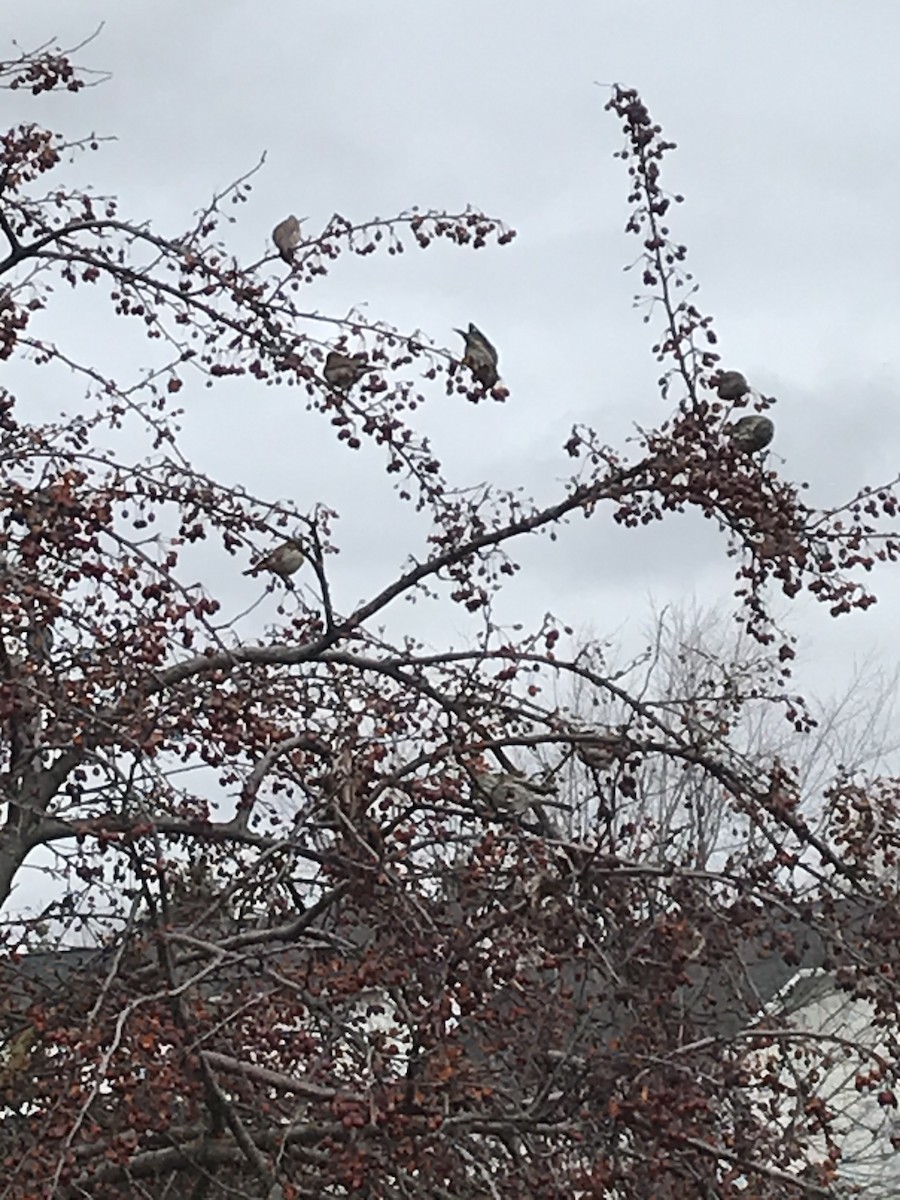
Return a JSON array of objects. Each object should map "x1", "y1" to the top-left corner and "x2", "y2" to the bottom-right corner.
[
  {"x1": 474, "y1": 769, "x2": 570, "y2": 838},
  {"x1": 454, "y1": 323, "x2": 499, "y2": 389},
  {"x1": 575, "y1": 738, "x2": 624, "y2": 771},
  {"x1": 475, "y1": 770, "x2": 570, "y2": 814},
  {"x1": 25, "y1": 624, "x2": 54, "y2": 663},
  {"x1": 272, "y1": 215, "x2": 302, "y2": 263},
  {"x1": 478, "y1": 770, "x2": 544, "y2": 812},
  {"x1": 716, "y1": 370, "x2": 750, "y2": 401},
  {"x1": 324, "y1": 350, "x2": 370, "y2": 390},
  {"x1": 728, "y1": 414, "x2": 774, "y2": 454},
  {"x1": 243, "y1": 539, "x2": 306, "y2": 579}
]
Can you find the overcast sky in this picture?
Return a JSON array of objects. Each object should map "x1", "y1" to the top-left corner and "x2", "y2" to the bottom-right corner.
[{"x1": 5, "y1": 1, "x2": 900, "y2": 759}]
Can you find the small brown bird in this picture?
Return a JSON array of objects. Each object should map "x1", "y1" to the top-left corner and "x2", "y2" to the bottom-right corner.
[
  {"x1": 25, "y1": 624, "x2": 54, "y2": 662},
  {"x1": 475, "y1": 770, "x2": 570, "y2": 813},
  {"x1": 454, "y1": 323, "x2": 499, "y2": 389},
  {"x1": 243, "y1": 539, "x2": 306, "y2": 579},
  {"x1": 716, "y1": 371, "x2": 750, "y2": 401},
  {"x1": 728, "y1": 414, "x2": 774, "y2": 453},
  {"x1": 474, "y1": 768, "x2": 570, "y2": 838},
  {"x1": 324, "y1": 350, "x2": 370, "y2": 390},
  {"x1": 272, "y1": 215, "x2": 302, "y2": 263},
  {"x1": 575, "y1": 738, "x2": 622, "y2": 771}
]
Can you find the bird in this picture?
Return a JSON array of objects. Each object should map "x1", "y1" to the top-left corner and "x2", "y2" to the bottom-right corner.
[
  {"x1": 475, "y1": 770, "x2": 570, "y2": 814},
  {"x1": 454, "y1": 323, "x2": 499, "y2": 389},
  {"x1": 243, "y1": 539, "x2": 306, "y2": 579},
  {"x1": 323, "y1": 350, "x2": 370, "y2": 390},
  {"x1": 272, "y1": 215, "x2": 302, "y2": 263},
  {"x1": 728, "y1": 414, "x2": 774, "y2": 454},
  {"x1": 716, "y1": 370, "x2": 750, "y2": 401},
  {"x1": 25, "y1": 625, "x2": 54, "y2": 662},
  {"x1": 575, "y1": 738, "x2": 623, "y2": 771},
  {"x1": 473, "y1": 769, "x2": 570, "y2": 838}
]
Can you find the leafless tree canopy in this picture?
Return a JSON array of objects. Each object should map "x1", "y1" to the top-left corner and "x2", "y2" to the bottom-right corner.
[{"x1": 1, "y1": 35, "x2": 900, "y2": 1200}]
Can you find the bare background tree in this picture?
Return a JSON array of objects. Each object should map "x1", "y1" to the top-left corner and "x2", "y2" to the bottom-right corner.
[{"x1": 550, "y1": 601, "x2": 900, "y2": 863}]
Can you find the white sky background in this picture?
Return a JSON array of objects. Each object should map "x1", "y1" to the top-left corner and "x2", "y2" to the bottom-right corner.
[{"x1": 4, "y1": 1, "x2": 900, "y2": 774}]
